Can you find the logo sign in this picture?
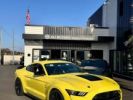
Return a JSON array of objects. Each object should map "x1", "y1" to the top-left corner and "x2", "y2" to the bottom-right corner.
[{"x1": 44, "y1": 34, "x2": 50, "y2": 39}]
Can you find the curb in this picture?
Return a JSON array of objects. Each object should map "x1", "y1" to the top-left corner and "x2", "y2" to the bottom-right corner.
[{"x1": 114, "y1": 77, "x2": 133, "y2": 91}]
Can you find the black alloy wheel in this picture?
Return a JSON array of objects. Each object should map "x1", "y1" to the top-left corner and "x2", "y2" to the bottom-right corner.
[
  {"x1": 15, "y1": 78, "x2": 24, "y2": 96},
  {"x1": 49, "y1": 89, "x2": 64, "y2": 100}
]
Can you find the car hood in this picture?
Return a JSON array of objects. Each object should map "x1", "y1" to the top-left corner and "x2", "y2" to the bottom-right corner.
[{"x1": 52, "y1": 73, "x2": 119, "y2": 91}]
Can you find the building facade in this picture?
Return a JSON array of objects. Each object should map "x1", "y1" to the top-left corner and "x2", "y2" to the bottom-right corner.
[
  {"x1": 23, "y1": 25, "x2": 114, "y2": 66},
  {"x1": 88, "y1": 0, "x2": 133, "y2": 78}
]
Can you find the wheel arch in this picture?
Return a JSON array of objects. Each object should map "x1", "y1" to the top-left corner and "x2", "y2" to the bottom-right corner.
[
  {"x1": 47, "y1": 85, "x2": 70, "y2": 100},
  {"x1": 15, "y1": 77, "x2": 27, "y2": 93}
]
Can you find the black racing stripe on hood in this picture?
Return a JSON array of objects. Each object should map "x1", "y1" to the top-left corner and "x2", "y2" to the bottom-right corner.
[{"x1": 77, "y1": 75, "x2": 102, "y2": 81}]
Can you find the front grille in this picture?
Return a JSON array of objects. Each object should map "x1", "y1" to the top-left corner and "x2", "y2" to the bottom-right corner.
[{"x1": 93, "y1": 90, "x2": 120, "y2": 100}]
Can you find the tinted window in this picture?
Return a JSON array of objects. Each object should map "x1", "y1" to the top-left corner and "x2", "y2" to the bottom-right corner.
[
  {"x1": 45, "y1": 63, "x2": 82, "y2": 75},
  {"x1": 34, "y1": 64, "x2": 45, "y2": 75},
  {"x1": 26, "y1": 64, "x2": 34, "y2": 72},
  {"x1": 81, "y1": 60, "x2": 108, "y2": 68}
]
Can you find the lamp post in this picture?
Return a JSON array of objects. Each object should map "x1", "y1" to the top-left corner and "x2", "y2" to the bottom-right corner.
[
  {"x1": 0, "y1": 29, "x2": 2, "y2": 66},
  {"x1": 12, "y1": 31, "x2": 15, "y2": 65}
]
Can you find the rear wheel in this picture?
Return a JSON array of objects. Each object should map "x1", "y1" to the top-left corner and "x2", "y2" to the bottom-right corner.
[
  {"x1": 15, "y1": 78, "x2": 24, "y2": 96},
  {"x1": 49, "y1": 89, "x2": 64, "y2": 100}
]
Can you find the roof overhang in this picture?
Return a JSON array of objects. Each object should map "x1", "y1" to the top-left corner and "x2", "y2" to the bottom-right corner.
[{"x1": 23, "y1": 34, "x2": 114, "y2": 42}]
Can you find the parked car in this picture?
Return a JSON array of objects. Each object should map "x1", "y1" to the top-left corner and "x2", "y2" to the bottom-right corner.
[
  {"x1": 80, "y1": 59, "x2": 112, "y2": 77},
  {"x1": 15, "y1": 60, "x2": 121, "y2": 100}
]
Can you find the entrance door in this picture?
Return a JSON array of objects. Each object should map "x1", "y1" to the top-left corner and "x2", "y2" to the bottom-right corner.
[{"x1": 61, "y1": 50, "x2": 71, "y2": 61}]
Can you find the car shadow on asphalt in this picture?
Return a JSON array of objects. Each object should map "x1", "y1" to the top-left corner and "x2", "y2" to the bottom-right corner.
[{"x1": 25, "y1": 94, "x2": 40, "y2": 100}]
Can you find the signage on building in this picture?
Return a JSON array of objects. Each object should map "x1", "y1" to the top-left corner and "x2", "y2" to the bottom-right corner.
[
  {"x1": 44, "y1": 34, "x2": 96, "y2": 41},
  {"x1": 43, "y1": 26, "x2": 97, "y2": 41}
]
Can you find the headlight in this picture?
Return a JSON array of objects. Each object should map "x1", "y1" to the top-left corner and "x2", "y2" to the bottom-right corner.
[{"x1": 66, "y1": 89, "x2": 88, "y2": 96}]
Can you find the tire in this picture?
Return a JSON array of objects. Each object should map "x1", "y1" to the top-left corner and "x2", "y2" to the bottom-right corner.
[
  {"x1": 49, "y1": 89, "x2": 64, "y2": 100},
  {"x1": 15, "y1": 78, "x2": 24, "y2": 96}
]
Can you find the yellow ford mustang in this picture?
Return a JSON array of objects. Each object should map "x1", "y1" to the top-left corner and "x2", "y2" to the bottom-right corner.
[{"x1": 15, "y1": 60, "x2": 122, "y2": 100}]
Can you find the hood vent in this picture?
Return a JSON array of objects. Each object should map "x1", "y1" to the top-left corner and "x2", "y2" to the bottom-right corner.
[{"x1": 77, "y1": 75, "x2": 102, "y2": 81}]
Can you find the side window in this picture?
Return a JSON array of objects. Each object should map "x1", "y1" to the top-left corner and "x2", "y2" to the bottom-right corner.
[
  {"x1": 26, "y1": 64, "x2": 34, "y2": 72},
  {"x1": 34, "y1": 64, "x2": 45, "y2": 75}
]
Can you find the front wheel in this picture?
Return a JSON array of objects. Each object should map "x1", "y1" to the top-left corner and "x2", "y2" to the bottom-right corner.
[
  {"x1": 15, "y1": 78, "x2": 24, "y2": 96},
  {"x1": 49, "y1": 89, "x2": 64, "y2": 100}
]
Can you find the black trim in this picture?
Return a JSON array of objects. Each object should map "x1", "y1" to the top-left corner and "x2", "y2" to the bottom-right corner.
[
  {"x1": 23, "y1": 34, "x2": 114, "y2": 42},
  {"x1": 95, "y1": 27, "x2": 109, "y2": 29},
  {"x1": 25, "y1": 24, "x2": 82, "y2": 28},
  {"x1": 25, "y1": 93, "x2": 40, "y2": 100},
  {"x1": 93, "y1": 90, "x2": 120, "y2": 100},
  {"x1": 17, "y1": 65, "x2": 25, "y2": 69},
  {"x1": 23, "y1": 34, "x2": 44, "y2": 39},
  {"x1": 23, "y1": 34, "x2": 94, "y2": 42},
  {"x1": 98, "y1": 36, "x2": 114, "y2": 42},
  {"x1": 43, "y1": 39, "x2": 92, "y2": 44},
  {"x1": 77, "y1": 74, "x2": 102, "y2": 81},
  {"x1": 25, "y1": 24, "x2": 45, "y2": 27}
]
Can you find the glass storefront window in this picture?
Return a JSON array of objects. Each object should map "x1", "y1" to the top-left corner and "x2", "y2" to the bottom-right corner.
[{"x1": 111, "y1": 49, "x2": 133, "y2": 78}]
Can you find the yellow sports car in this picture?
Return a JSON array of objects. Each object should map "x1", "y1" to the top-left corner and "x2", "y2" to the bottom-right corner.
[{"x1": 15, "y1": 60, "x2": 122, "y2": 100}]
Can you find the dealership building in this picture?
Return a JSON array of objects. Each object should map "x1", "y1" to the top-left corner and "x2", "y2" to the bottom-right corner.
[
  {"x1": 23, "y1": 25, "x2": 114, "y2": 66},
  {"x1": 87, "y1": 0, "x2": 133, "y2": 78},
  {"x1": 23, "y1": 0, "x2": 133, "y2": 78}
]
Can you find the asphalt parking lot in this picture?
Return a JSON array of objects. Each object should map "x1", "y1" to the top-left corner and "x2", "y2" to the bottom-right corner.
[
  {"x1": 0, "y1": 65, "x2": 133, "y2": 100},
  {"x1": 0, "y1": 65, "x2": 31, "y2": 100}
]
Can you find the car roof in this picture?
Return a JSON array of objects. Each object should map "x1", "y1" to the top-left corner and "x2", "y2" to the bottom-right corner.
[
  {"x1": 82, "y1": 59, "x2": 107, "y2": 61},
  {"x1": 33, "y1": 60, "x2": 70, "y2": 65}
]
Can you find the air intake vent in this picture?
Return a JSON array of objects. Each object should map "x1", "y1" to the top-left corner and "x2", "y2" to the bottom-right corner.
[{"x1": 93, "y1": 90, "x2": 120, "y2": 100}]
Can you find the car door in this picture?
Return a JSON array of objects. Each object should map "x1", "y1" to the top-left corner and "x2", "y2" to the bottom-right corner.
[
  {"x1": 25, "y1": 63, "x2": 47, "y2": 99},
  {"x1": 24, "y1": 64, "x2": 35, "y2": 91}
]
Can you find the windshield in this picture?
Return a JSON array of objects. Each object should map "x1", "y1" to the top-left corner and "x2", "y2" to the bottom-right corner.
[{"x1": 45, "y1": 63, "x2": 82, "y2": 75}]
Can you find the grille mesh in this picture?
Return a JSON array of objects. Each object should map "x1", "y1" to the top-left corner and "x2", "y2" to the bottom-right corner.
[{"x1": 93, "y1": 90, "x2": 120, "y2": 100}]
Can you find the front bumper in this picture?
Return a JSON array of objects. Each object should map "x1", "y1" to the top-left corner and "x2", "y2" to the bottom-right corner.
[{"x1": 68, "y1": 90, "x2": 122, "y2": 100}]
